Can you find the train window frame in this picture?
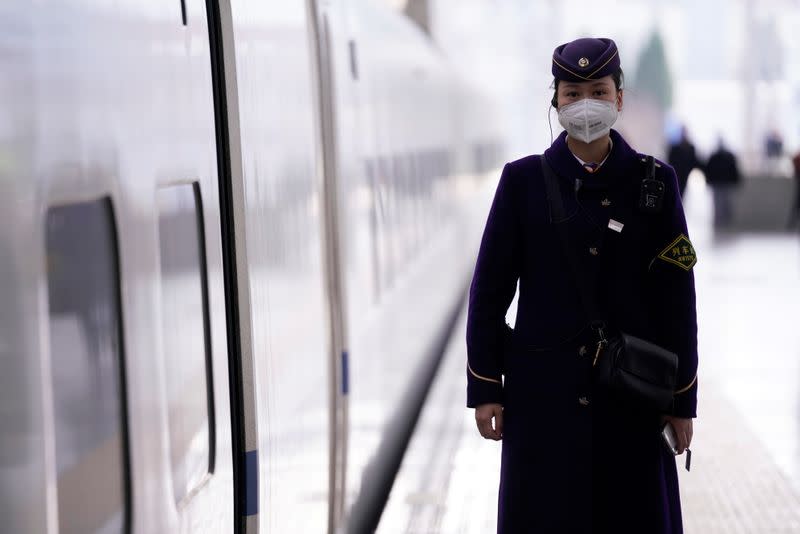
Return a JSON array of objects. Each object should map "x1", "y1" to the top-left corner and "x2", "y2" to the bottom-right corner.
[
  {"x1": 45, "y1": 196, "x2": 132, "y2": 534},
  {"x1": 156, "y1": 181, "x2": 217, "y2": 507}
]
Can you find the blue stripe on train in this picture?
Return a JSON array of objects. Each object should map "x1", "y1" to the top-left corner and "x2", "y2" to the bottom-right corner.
[
  {"x1": 244, "y1": 449, "x2": 258, "y2": 516},
  {"x1": 342, "y1": 350, "x2": 350, "y2": 395}
]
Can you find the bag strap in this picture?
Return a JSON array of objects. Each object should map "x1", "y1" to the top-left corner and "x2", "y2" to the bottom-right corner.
[{"x1": 540, "y1": 156, "x2": 605, "y2": 329}]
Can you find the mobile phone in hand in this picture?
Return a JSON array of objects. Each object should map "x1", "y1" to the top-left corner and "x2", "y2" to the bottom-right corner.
[
  {"x1": 661, "y1": 422, "x2": 679, "y2": 455},
  {"x1": 662, "y1": 422, "x2": 692, "y2": 471}
]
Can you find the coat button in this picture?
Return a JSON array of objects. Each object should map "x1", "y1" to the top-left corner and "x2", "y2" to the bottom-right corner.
[
  {"x1": 578, "y1": 396, "x2": 590, "y2": 406},
  {"x1": 589, "y1": 247, "x2": 599, "y2": 256},
  {"x1": 578, "y1": 345, "x2": 588, "y2": 357}
]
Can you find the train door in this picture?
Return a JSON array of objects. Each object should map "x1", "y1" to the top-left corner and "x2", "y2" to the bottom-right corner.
[
  {"x1": 207, "y1": 1, "x2": 341, "y2": 532},
  {"x1": 204, "y1": 0, "x2": 256, "y2": 532},
  {"x1": 307, "y1": 2, "x2": 351, "y2": 531},
  {"x1": 137, "y1": 0, "x2": 238, "y2": 530}
]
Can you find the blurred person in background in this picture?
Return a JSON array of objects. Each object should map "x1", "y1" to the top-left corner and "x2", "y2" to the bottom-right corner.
[
  {"x1": 789, "y1": 150, "x2": 800, "y2": 229},
  {"x1": 467, "y1": 37, "x2": 697, "y2": 534},
  {"x1": 764, "y1": 129, "x2": 784, "y2": 176},
  {"x1": 668, "y1": 126, "x2": 702, "y2": 196},
  {"x1": 704, "y1": 138, "x2": 741, "y2": 228}
]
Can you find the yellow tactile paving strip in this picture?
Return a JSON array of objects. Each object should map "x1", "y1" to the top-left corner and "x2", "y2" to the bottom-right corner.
[{"x1": 679, "y1": 378, "x2": 800, "y2": 534}]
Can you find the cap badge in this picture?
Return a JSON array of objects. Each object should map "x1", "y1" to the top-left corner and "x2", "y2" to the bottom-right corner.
[{"x1": 578, "y1": 57, "x2": 590, "y2": 68}]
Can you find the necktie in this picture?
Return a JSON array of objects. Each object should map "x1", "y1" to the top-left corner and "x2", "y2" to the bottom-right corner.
[{"x1": 583, "y1": 162, "x2": 600, "y2": 173}]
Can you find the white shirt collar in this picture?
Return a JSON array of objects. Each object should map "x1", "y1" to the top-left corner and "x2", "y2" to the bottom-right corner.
[{"x1": 569, "y1": 138, "x2": 614, "y2": 170}]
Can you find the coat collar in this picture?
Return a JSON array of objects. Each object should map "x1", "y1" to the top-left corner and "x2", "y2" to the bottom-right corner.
[{"x1": 543, "y1": 129, "x2": 640, "y2": 191}]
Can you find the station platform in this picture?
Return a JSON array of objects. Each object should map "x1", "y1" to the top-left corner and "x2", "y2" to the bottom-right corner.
[{"x1": 377, "y1": 177, "x2": 800, "y2": 533}]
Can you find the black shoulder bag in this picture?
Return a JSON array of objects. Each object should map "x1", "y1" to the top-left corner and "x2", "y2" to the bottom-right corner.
[{"x1": 540, "y1": 156, "x2": 678, "y2": 413}]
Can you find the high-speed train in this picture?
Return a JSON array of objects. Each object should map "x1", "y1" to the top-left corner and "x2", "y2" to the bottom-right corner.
[{"x1": 0, "y1": 1, "x2": 504, "y2": 533}]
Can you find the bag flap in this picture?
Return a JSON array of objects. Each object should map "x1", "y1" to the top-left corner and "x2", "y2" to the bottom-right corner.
[{"x1": 618, "y1": 333, "x2": 678, "y2": 387}]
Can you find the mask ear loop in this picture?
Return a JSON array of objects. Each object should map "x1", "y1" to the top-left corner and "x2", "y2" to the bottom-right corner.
[{"x1": 549, "y1": 85, "x2": 558, "y2": 145}]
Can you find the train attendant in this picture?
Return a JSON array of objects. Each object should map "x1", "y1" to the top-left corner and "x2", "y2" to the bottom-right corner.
[{"x1": 466, "y1": 37, "x2": 698, "y2": 533}]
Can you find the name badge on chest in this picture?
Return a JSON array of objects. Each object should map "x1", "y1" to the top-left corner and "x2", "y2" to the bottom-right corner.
[{"x1": 608, "y1": 219, "x2": 624, "y2": 233}]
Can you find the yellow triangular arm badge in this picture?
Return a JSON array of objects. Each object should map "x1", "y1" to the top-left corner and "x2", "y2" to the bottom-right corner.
[{"x1": 656, "y1": 234, "x2": 697, "y2": 271}]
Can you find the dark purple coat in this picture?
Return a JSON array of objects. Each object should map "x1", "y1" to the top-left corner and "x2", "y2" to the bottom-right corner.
[{"x1": 466, "y1": 130, "x2": 698, "y2": 533}]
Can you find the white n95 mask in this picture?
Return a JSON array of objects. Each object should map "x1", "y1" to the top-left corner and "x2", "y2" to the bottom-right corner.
[{"x1": 557, "y1": 98, "x2": 619, "y2": 143}]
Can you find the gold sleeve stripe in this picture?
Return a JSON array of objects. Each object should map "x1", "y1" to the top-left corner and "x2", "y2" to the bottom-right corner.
[
  {"x1": 468, "y1": 363, "x2": 502, "y2": 385},
  {"x1": 675, "y1": 374, "x2": 697, "y2": 395}
]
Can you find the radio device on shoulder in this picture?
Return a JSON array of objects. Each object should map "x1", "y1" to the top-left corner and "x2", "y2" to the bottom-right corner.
[{"x1": 639, "y1": 155, "x2": 664, "y2": 214}]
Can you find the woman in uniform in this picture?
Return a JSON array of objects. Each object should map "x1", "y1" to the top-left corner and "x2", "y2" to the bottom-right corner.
[{"x1": 466, "y1": 37, "x2": 698, "y2": 533}]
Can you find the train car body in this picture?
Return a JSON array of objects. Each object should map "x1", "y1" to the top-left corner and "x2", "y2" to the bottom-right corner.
[{"x1": 0, "y1": 1, "x2": 503, "y2": 532}]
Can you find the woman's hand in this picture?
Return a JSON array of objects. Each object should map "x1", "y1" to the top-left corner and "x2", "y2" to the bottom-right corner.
[
  {"x1": 475, "y1": 403, "x2": 504, "y2": 441},
  {"x1": 663, "y1": 415, "x2": 693, "y2": 454}
]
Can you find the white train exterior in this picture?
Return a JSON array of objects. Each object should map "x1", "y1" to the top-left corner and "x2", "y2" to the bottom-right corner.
[{"x1": 0, "y1": 1, "x2": 503, "y2": 533}]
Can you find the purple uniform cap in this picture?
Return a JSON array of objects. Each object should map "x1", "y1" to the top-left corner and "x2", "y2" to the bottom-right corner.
[{"x1": 552, "y1": 37, "x2": 620, "y2": 82}]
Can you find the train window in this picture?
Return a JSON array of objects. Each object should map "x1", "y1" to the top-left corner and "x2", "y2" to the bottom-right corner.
[
  {"x1": 45, "y1": 198, "x2": 130, "y2": 534},
  {"x1": 157, "y1": 183, "x2": 215, "y2": 504}
]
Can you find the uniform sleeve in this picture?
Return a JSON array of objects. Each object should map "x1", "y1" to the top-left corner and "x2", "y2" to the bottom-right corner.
[
  {"x1": 648, "y1": 165, "x2": 699, "y2": 418},
  {"x1": 466, "y1": 163, "x2": 521, "y2": 408}
]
